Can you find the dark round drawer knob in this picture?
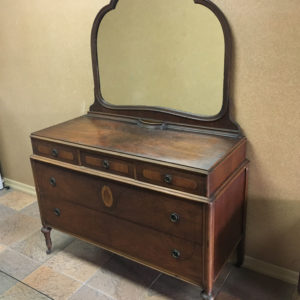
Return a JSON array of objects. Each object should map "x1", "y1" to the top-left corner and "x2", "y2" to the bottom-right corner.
[
  {"x1": 54, "y1": 208, "x2": 61, "y2": 217},
  {"x1": 102, "y1": 160, "x2": 110, "y2": 169},
  {"x1": 164, "y1": 174, "x2": 172, "y2": 184},
  {"x1": 49, "y1": 177, "x2": 56, "y2": 187},
  {"x1": 171, "y1": 249, "x2": 181, "y2": 259},
  {"x1": 170, "y1": 213, "x2": 180, "y2": 223},
  {"x1": 51, "y1": 148, "x2": 58, "y2": 157}
]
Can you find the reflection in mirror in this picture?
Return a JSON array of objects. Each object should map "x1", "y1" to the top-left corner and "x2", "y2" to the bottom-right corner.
[{"x1": 97, "y1": 0, "x2": 225, "y2": 117}]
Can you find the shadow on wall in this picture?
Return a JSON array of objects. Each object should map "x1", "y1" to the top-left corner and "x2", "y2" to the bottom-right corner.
[{"x1": 246, "y1": 195, "x2": 300, "y2": 272}]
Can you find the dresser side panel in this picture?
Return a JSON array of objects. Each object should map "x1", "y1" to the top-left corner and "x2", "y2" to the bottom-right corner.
[{"x1": 212, "y1": 167, "x2": 247, "y2": 279}]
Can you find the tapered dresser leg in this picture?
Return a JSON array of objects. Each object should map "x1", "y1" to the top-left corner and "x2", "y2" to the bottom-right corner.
[
  {"x1": 41, "y1": 226, "x2": 52, "y2": 254},
  {"x1": 236, "y1": 237, "x2": 245, "y2": 267}
]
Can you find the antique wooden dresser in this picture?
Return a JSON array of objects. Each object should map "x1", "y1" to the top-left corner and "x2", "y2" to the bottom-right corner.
[{"x1": 30, "y1": 1, "x2": 248, "y2": 299}]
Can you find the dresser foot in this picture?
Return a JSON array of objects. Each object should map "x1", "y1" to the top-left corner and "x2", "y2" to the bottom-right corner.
[
  {"x1": 41, "y1": 226, "x2": 52, "y2": 254},
  {"x1": 201, "y1": 291, "x2": 214, "y2": 300}
]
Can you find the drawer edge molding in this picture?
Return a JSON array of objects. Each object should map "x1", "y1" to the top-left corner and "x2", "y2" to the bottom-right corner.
[{"x1": 30, "y1": 154, "x2": 209, "y2": 204}]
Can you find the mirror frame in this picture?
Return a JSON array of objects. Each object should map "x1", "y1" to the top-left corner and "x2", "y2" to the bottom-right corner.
[{"x1": 89, "y1": 0, "x2": 240, "y2": 135}]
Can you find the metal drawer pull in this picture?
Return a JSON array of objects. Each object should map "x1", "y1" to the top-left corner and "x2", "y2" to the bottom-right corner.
[
  {"x1": 54, "y1": 208, "x2": 61, "y2": 217},
  {"x1": 164, "y1": 174, "x2": 172, "y2": 184},
  {"x1": 170, "y1": 213, "x2": 180, "y2": 223},
  {"x1": 51, "y1": 148, "x2": 58, "y2": 157},
  {"x1": 102, "y1": 159, "x2": 110, "y2": 169},
  {"x1": 171, "y1": 249, "x2": 181, "y2": 259},
  {"x1": 49, "y1": 177, "x2": 56, "y2": 187}
]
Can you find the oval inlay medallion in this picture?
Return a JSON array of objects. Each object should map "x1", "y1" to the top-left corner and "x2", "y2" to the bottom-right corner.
[{"x1": 101, "y1": 185, "x2": 114, "y2": 208}]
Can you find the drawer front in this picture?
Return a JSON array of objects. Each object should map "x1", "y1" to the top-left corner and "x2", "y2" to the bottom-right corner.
[
  {"x1": 80, "y1": 151, "x2": 134, "y2": 178},
  {"x1": 32, "y1": 139, "x2": 78, "y2": 164},
  {"x1": 39, "y1": 197, "x2": 203, "y2": 285},
  {"x1": 33, "y1": 161, "x2": 203, "y2": 243},
  {"x1": 136, "y1": 163, "x2": 206, "y2": 196}
]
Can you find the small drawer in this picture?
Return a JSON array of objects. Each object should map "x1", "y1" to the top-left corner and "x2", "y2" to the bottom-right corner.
[
  {"x1": 136, "y1": 163, "x2": 206, "y2": 196},
  {"x1": 80, "y1": 151, "x2": 134, "y2": 178},
  {"x1": 32, "y1": 139, "x2": 78, "y2": 164}
]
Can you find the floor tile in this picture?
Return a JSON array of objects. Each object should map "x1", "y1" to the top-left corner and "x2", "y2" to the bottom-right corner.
[
  {"x1": 0, "y1": 189, "x2": 10, "y2": 198},
  {"x1": 23, "y1": 266, "x2": 82, "y2": 300},
  {"x1": 20, "y1": 201, "x2": 40, "y2": 218},
  {"x1": 0, "y1": 190, "x2": 36, "y2": 211},
  {"x1": 68, "y1": 285, "x2": 113, "y2": 300},
  {"x1": 87, "y1": 255, "x2": 159, "y2": 300},
  {"x1": 0, "y1": 248, "x2": 40, "y2": 280},
  {"x1": 0, "y1": 270, "x2": 18, "y2": 294},
  {"x1": 0, "y1": 213, "x2": 40, "y2": 245},
  {"x1": 0, "y1": 244, "x2": 6, "y2": 253},
  {"x1": 45, "y1": 239, "x2": 112, "y2": 282},
  {"x1": 0, "y1": 282, "x2": 51, "y2": 300},
  {"x1": 143, "y1": 274, "x2": 201, "y2": 300},
  {"x1": 11, "y1": 229, "x2": 74, "y2": 263},
  {"x1": 215, "y1": 267, "x2": 296, "y2": 300},
  {"x1": 0, "y1": 203, "x2": 17, "y2": 221},
  {"x1": 292, "y1": 289, "x2": 300, "y2": 300}
]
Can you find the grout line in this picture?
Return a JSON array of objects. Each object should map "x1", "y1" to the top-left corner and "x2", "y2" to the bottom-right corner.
[
  {"x1": 77, "y1": 284, "x2": 116, "y2": 300},
  {"x1": 149, "y1": 273, "x2": 162, "y2": 289},
  {"x1": 65, "y1": 281, "x2": 85, "y2": 300},
  {"x1": 40, "y1": 244, "x2": 116, "y2": 299},
  {"x1": 140, "y1": 272, "x2": 162, "y2": 300},
  {"x1": 4, "y1": 246, "x2": 42, "y2": 266},
  {"x1": 0, "y1": 269, "x2": 54, "y2": 300}
]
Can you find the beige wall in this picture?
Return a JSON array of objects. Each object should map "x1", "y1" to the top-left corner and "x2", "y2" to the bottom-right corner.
[
  {"x1": 0, "y1": 0, "x2": 299, "y2": 272},
  {"x1": 0, "y1": 0, "x2": 107, "y2": 184}
]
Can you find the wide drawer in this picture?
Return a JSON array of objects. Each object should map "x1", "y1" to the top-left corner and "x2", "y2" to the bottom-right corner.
[
  {"x1": 32, "y1": 139, "x2": 78, "y2": 165},
  {"x1": 33, "y1": 161, "x2": 203, "y2": 243},
  {"x1": 39, "y1": 197, "x2": 203, "y2": 285},
  {"x1": 136, "y1": 162, "x2": 207, "y2": 196}
]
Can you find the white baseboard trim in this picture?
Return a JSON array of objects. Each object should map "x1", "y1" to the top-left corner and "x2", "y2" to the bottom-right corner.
[
  {"x1": 3, "y1": 178, "x2": 36, "y2": 196},
  {"x1": 2, "y1": 178, "x2": 298, "y2": 285},
  {"x1": 244, "y1": 256, "x2": 298, "y2": 285}
]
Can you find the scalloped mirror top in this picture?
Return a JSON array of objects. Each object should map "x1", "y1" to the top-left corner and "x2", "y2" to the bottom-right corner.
[{"x1": 96, "y1": 0, "x2": 225, "y2": 117}]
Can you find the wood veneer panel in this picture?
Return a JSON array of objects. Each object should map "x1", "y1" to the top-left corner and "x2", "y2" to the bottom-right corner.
[
  {"x1": 81, "y1": 150, "x2": 134, "y2": 178},
  {"x1": 212, "y1": 168, "x2": 246, "y2": 279},
  {"x1": 136, "y1": 162, "x2": 207, "y2": 196},
  {"x1": 32, "y1": 139, "x2": 79, "y2": 165}
]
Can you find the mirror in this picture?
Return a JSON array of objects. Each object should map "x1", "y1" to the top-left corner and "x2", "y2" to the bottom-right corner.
[{"x1": 95, "y1": 0, "x2": 227, "y2": 118}]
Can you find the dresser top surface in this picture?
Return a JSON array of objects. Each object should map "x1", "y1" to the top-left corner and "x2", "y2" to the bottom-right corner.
[{"x1": 31, "y1": 115, "x2": 245, "y2": 171}]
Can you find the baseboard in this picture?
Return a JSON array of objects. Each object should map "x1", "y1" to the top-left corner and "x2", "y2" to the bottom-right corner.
[
  {"x1": 3, "y1": 178, "x2": 36, "y2": 196},
  {"x1": 244, "y1": 256, "x2": 298, "y2": 285}
]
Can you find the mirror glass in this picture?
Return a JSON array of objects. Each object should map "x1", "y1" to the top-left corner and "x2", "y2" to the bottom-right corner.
[{"x1": 97, "y1": 0, "x2": 225, "y2": 117}]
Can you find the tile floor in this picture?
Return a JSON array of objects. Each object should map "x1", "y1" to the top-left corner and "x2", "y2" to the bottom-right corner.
[{"x1": 0, "y1": 188, "x2": 298, "y2": 300}]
